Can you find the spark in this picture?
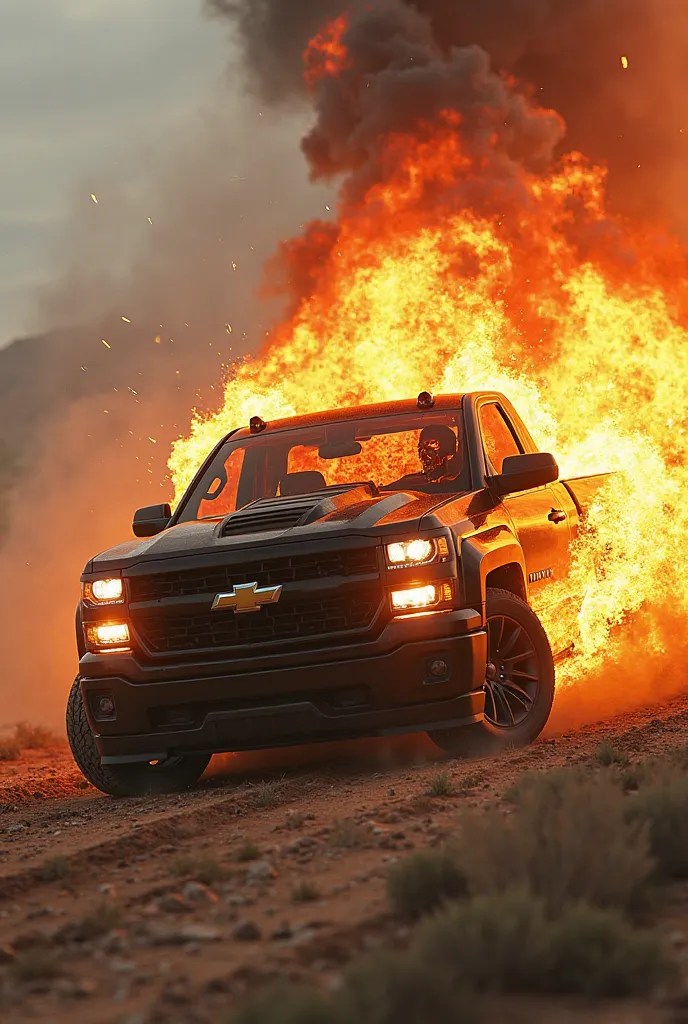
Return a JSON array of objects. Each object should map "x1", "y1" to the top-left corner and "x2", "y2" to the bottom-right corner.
[
  {"x1": 225, "y1": 324, "x2": 232, "y2": 334},
  {"x1": 621, "y1": 55, "x2": 629, "y2": 69},
  {"x1": 121, "y1": 316, "x2": 132, "y2": 324},
  {"x1": 155, "y1": 336, "x2": 161, "y2": 344},
  {"x1": 90, "y1": 193, "x2": 98, "y2": 204},
  {"x1": 101, "y1": 339, "x2": 111, "y2": 349},
  {"x1": 148, "y1": 437, "x2": 157, "y2": 444},
  {"x1": 148, "y1": 217, "x2": 153, "y2": 225}
]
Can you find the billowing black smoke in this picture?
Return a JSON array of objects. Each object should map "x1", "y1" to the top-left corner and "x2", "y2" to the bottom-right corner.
[{"x1": 207, "y1": 0, "x2": 688, "y2": 233}]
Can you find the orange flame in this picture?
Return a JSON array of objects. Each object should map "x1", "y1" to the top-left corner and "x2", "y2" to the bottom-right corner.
[
  {"x1": 303, "y1": 14, "x2": 351, "y2": 87},
  {"x1": 169, "y1": 34, "x2": 688, "y2": 695}
]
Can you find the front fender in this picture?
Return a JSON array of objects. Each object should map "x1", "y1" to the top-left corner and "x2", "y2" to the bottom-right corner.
[{"x1": 460, "y1": 527, "x2": 526, "y2": 624}]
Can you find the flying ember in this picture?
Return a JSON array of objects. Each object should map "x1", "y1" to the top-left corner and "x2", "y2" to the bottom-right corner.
[{"x1": 169, "y1": 2, "x2": 688, "y2": 693}]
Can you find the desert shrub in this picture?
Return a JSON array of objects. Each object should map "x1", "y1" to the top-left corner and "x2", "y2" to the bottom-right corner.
[
  {"x1": 11, "y1": 948, "x2": 63, "y2": 983},
  {"x1": 628, "y1": 767, "x2": 688, "y2": 879},
  {"x1": 462, "y1": 770, "x2": 652, "y2": 915},
  {"x1": 427, "y1": 772, "x2": 455, "y2": 798},
  {"x1": 415, "y1": 891, "x2": 668, "y2": 998},
  {"x1": 13, "y1": 722, "x2": 56, "y2": 749},
  {"x1": 415, "y1": 890, "x2": 552, "y2": 993},
  {"x1": 340, "y1": 949, "x2": 478, "y2": 1024},
  {"x1": 250, "y1": 778, "x2": 286, "y2": 808},
  {"x1": 387, "y1": 847, "x2": 469, "y2": 921},
  {"x1": 234, "y1": 840, "x2": 260, "y2": 862},
  {"x1": 63, "y1": 902, "x2": 122, "y2": 942},
  {"x1": 292, "y1": 880, "x2": 320, "y2": 903},
  {"x1": 595, "y1": 741, "x2": 629, "y2": 767},
  {"x1": 330, "y1": 818, "x2": 368, "y2": 849},
  {"x1": 39, "y1": 855, "x2": 73, "y2": 883},
  {"x1": 171, "y1": 853, "x2": 226, "y2": 886},
  {"x1": 547, "y1": 902, "x2": 672, "y2": 997},
  {"x1": 0, "y1": 741, "x2": 20, "y2": 761},
  {"x1": 234, "y1": 982, "x2": 334, "y2": 1024}
]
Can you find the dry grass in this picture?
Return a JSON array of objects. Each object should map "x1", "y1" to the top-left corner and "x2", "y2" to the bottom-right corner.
[
  {"x1": 426, "y1": 771, "x2": 455, "y2": 798},
  {"x1": 628, "y1": 766, "x2": 688, "y2": 880},
  {"x1": 11, "y1": 949, "x2": 63, "y2": 984},
  {"x1": 0, "y1": 740, "x2": 21, "y2": 761},
  {"x1": 250, "y1": 778, "x2": 286, "y2": 808},
  {"x1": 39, "y1": 855, "x2": 73, "y2": 883},
  {"x1": 171, "y1": 853, "x2": 227, "y2": 886},
  {"x1": 234, "y1": 839, "x2": 261, "y2": 862},
  {"x1": 330, "y1": 817, "x2": 368, "y2": 850},
  {"x1": 292, "y1": 880, "x2": 320, "y2": 903},
  {"x1": 595, "y1": 740, "x2": 630, "y2": 768}
]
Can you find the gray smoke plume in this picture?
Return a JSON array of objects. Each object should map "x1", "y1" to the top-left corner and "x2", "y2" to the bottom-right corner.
[{"x1": 207, "y1": 0, "x2": 688, "y2": 234}]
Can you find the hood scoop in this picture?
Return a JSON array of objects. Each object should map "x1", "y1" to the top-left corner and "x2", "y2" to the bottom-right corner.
[{"x1": 219, "y1": 483, "x2": 379, "y2": 538}]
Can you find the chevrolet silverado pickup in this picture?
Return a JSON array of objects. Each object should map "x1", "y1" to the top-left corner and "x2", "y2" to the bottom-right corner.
[{"x1": 67, "y1": 391, "x2": 607, "y2": 796}]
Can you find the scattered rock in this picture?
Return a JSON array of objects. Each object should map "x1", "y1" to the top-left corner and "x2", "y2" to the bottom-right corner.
[
  {"x1": 182, "y1": 881, "x2": 219, "y2": 907},
  {"x1": 233, "y1": 920, "x2": 261, "y2": 942},
  {"x1": 271, "y1": 922, "x2": 293, "y2": 940},
  {"x1": 179, "y1": 924, "x2": 221, "y2": 943},
  {"x1": 158, "y1": 893, "x2": 190, "y2": 915},
  {"x1": 246, "y1": 860, "x2": 277, "y2": 881}
]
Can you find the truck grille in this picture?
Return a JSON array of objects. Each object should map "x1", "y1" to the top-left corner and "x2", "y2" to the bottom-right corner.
[
  {"x1": 132, "y1": 584, "x2": 382, "y2": 655},
  {"x1": 129, "y1": 547, "x2": 379, "y2": 604}
]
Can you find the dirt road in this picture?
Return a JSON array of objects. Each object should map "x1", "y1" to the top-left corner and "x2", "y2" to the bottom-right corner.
[{"x1": 2, "y1": 695, "x2": 688, "y2": 1023}]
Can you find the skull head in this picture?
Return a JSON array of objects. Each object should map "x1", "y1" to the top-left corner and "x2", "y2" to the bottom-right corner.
[{"x1": 418, "y1": 425, "x2": 457, "y2": 477}]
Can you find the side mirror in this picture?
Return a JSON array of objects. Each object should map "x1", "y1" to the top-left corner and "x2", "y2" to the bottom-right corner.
[
  {"x1": 132, "y1": 503, "x2": 172, "y2": 538},
  {"x1": 487, "y1": 453, "x2": 559, "y2": 496}
]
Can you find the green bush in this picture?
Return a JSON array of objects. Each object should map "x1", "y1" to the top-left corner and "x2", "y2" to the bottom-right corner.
[
  {"x1": 462, "y1": 770, "x2": 652, "y2": 914},
  {"x1": 171, "y1": 853, "x2": 227, "y2": 886},
  {"x1": 595, "y1": 740, "x2": 629, "y2": 767},
  {"x1": 427, "y1": 772, "x2": 455, "y2": 798},
  {"x1": 387, "y1": 847, "x2": 469, "y2": 921},
  {"x1": 415, "y1": 890, "x2": 552, "y2": 993},
  {"x1": 415, "y1": 890, "x2": 669, "y2": 998},
  {"x1": 628, "y1": 768, "x2": 688, "y2": 879},
  {"x1": 547, "y1": 902, "x2": 672, "y2": 997},
  {"x1": 340, "y1": 949, "x2": 478, "y2": 1024},
  {"x1": 234, "y1": 982, "x2": 334, "y2": 1024}
]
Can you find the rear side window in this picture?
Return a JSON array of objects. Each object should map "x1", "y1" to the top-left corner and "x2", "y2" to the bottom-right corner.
[{"x1": 479, "y1": 403, "x2": 522, "y2": 473}]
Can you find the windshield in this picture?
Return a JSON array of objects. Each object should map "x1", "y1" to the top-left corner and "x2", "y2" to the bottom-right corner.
[{"x1": 176, "y1": 410, "x2": 469, "y2": 523}]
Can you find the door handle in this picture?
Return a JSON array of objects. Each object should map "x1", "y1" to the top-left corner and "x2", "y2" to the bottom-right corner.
[{"x1": 548, "y1": 508, "x2": 566, "y2": 524}]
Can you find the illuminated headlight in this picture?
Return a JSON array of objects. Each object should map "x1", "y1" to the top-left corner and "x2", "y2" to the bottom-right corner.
[
  {"x1": 83, "y1": 579, "x2": 124, "y2": 604},
  {"x1": 85, "y1": 622, "x2": 130, "y2": 650},
  {"x1": 391, "y1": 582, "x2": 453, "y2": 613},
  {"x1": 387, "y1": 538, "x2": 436, "y2": 566}
]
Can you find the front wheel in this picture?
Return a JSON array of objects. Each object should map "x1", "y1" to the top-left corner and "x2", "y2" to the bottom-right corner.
[
  {"x1": 66, "y1": 679, "x2": 211, "y2": 797},
  {"x1": 428, "y1": 587, "x2": 555, "y2": 757}
]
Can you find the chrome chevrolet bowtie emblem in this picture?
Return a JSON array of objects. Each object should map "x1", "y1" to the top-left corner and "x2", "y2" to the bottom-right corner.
[{"x1": 211, "y1": 582, "x2": 283, "y2": 614}]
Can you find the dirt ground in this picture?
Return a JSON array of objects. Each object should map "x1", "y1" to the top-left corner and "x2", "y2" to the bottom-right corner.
[{"x1": 2, "y1": 695, "x2": 688, "y2": 1024}]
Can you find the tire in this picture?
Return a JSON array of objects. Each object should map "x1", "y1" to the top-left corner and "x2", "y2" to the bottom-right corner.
[
  {"x1": 428, "y1": 587, "x2": 555, "y2": 757},
  {"x1": 66, "y1": 678, "x2": 211, "y2": 797}
]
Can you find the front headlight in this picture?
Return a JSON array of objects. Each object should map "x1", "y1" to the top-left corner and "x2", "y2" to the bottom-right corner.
[
  {"x1": 82, "y1": 579, "x2": 124, "y2": 605},
  {"x1": 386, "y1": 536, "x2": 449, "y2": 568}
]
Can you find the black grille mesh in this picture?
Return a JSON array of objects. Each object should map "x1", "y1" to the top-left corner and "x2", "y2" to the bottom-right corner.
[
  {"x1": 129, "y1": 547, "x2": 379, "y2": 604},
  {"x1": 133, "y1": 585, "x2": 381, "y2": 654}
]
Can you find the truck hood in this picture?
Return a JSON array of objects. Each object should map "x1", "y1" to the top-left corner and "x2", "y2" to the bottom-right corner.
[{"x1": 86, "y1": 485, "x2": 461, "y2": 575}]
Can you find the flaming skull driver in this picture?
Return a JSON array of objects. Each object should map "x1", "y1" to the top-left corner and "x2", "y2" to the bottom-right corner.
[{"x1": 67, "y1": 392, "x2": 609, "y2": 797}]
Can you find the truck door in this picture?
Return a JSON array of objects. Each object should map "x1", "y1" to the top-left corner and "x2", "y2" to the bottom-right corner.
[{"x1": 477, "y1": 402, "x2": 573, "y2": 594}]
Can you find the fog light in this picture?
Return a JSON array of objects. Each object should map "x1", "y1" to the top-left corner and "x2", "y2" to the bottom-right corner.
[
  {"x1": 391, "y1": 584, "x2": 439, "y2": 612},
  {"x1": 428, "y1": 658, "x2": 449, "y2": 678},
  {"x1": 86, "y1": 622, "x2": 130, "y2": 650},
  {"x1": 99, "y1": 696, "x2": 115, "y2": 716}
]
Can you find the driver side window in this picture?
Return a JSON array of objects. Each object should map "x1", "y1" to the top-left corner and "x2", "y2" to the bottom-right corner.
[{"x1": 479, "y1": 403, "x2": 522, "y2": 473}]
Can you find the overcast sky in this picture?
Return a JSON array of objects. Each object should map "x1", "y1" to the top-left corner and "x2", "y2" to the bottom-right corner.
[{"x1": 0, "y1": 0, "x2": 229, "y2": 348}]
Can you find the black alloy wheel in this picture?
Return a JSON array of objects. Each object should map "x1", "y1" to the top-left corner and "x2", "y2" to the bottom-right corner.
[
  {"x1": 428, "y1": 587, "x2": 555, "y2": 757},
  {"x1": 483, "y1": 613, "x2": 540, "y2": 728}
]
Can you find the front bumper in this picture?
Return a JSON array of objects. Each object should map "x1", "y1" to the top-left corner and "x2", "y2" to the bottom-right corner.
[{"x1": 79, "y1": 610, "x2": 487, "y2": 763}]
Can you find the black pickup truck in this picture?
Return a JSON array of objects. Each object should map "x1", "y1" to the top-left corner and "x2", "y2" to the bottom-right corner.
[{"x1": 67, "y1": 392, "x2": 606, "y2": 796}]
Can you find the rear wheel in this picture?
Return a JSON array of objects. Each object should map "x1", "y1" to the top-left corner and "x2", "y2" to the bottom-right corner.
[
  {"x1": 428, "y1": 587, "x2": 555, "y2": 757},
  {"x1": 66, "y1": 678, "x2": 211, "y2": 797}
]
